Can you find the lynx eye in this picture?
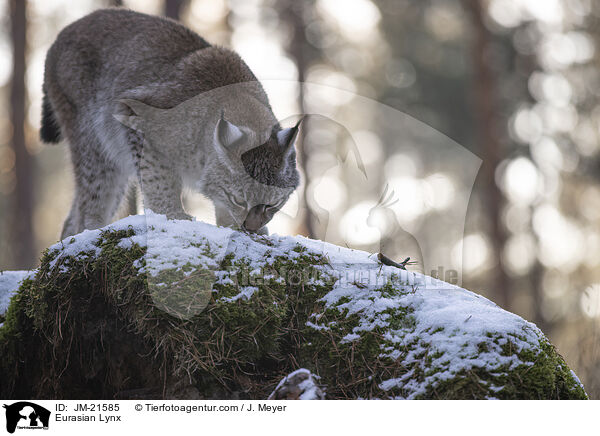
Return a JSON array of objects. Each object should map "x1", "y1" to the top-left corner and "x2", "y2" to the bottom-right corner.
[
  {"x1": 230, "y1": 194, "x2": 246, "y2": 209},
  {"x1": 222, "y1": 189, "x2": 246, "y2": 209}
]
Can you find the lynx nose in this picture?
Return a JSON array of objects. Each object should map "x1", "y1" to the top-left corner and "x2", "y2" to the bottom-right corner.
[{"x1": 243, "y1": 204, "x2": 268, "y2": 232}]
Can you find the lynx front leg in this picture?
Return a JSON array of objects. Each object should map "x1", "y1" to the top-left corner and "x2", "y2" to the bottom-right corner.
[{"x1": 138, "y1": 154, "x2": 191, "y2": 220}]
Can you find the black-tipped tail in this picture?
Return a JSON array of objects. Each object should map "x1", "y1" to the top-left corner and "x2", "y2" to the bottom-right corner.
[{"x1": 40, "y1": 91, "x2": 61, "y2": 143}]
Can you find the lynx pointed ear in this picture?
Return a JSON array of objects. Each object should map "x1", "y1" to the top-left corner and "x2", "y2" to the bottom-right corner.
[
  {"x1": 214, "y1": 111, "x2": 246, "y2": 154},
  {"x1": 276, "y1": 117, "x2": 303, "y2": 153},
  {"x1": 113, "y1": 98, "x2": 153, "y2": 131}
]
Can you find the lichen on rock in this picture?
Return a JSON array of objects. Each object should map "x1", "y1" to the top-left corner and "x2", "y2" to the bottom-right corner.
[{"x1": 0, "y1": 212, "x2": 588, "y2": 399}]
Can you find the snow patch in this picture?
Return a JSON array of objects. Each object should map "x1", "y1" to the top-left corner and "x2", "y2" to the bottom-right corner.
[
  {"x1": 0, "y1": 270, "x2": 35, "y2": 322},
  {"x1": 219, "y1": 286, "x2": 258, "y2": 302}
]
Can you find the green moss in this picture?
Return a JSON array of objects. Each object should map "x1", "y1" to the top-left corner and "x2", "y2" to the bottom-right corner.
[
  {"x1": 415, "y1": 337, "x2": 587, "y2": 400},
  {"x1": 0, "y1": 230, "x2": 588, "y2": 400},
  {"x1": 146, "y1": 264, "x2": 213, "y2": 319}
]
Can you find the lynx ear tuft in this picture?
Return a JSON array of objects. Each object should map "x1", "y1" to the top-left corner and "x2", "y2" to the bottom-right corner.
[
  {"x1": 214, "y1": 110, "x2": 246, "y2": 154},
  {"x1": 276, "y1": 116, "x2": 303, "y2": 154}
]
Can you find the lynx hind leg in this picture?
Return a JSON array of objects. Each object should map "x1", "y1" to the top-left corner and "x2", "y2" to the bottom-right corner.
[
  {"x1": 63, "y1": 144, "x2": 130, "y2": 237},
  {"x1": 61, "y1": 194, "x2": 82, "y2": 239}
]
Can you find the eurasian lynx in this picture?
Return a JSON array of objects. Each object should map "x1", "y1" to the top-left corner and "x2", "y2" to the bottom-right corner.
[{"x1": 41, "y1": 8, "x2": 300, "y2": 238}]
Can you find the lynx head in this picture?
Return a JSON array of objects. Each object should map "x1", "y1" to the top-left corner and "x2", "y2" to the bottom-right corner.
[{"x1": 204, "y1": 111, "x2": 302, "y2": 233}]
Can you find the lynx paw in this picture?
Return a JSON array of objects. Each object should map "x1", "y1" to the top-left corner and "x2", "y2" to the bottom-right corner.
[{"x1": 167, "y1": 211, "x2": 193, "y2": 221}]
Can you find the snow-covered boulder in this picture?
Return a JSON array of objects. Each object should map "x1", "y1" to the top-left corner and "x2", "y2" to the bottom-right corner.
[{"x1": 0, "y1": 213, "x2": 587, "y2": 399}]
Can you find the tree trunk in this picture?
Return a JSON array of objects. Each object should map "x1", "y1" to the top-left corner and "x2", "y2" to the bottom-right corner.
[
  {"x1": 164, "y1": 0, "x2": 185, "y2": 20},
  {"x1": 9, "y1": 0, "x2": 34, "y2": 269},
  {"x1": 463, "y1": 0, "x2": 511, "y2": 310},
  {"x1": 276, "y1": 0, "x2": 316, "y2": 238}
]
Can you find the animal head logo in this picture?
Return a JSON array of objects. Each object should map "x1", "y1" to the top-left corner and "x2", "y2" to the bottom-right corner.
[
  {"x1": 3, "y1": 402, "x2": 50, "y2": 434},
  {"x1": 111, "y1": 79, "x2": 481, "y2": 318}
]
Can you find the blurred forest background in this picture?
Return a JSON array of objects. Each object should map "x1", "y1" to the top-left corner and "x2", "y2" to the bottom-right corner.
[{"x1": 1, "y1": 0, "x2": 599, "y2": 398}]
